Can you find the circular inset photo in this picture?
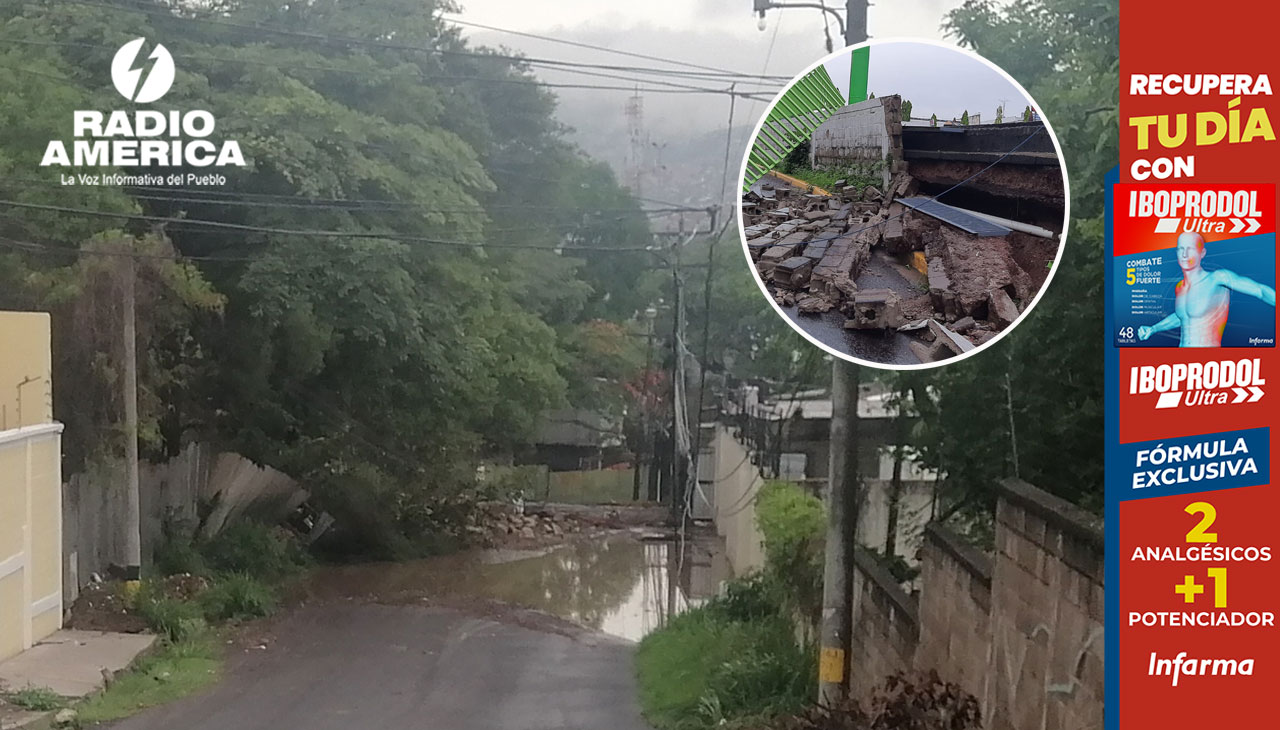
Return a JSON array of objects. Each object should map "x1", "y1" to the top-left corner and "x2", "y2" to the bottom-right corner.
[{"x1": 739, "y1": 39, "x2": 1069, "y2": 369}]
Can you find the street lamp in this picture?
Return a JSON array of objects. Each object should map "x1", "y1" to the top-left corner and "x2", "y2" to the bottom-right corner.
[
  {"x1": 753, "y1": 0, "x2": 845, "y2": 44},
  {"x1": 751, "y1": 0, "x2": 868, "y2": 46}
]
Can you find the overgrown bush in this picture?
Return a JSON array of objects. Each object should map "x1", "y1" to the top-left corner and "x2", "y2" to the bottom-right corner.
[
  {"x1": 152, "y1": 520, "x2": 309, "y2": 581},
  {"x1": 700, "y1": 641, "x2": 815, "y2": 726},
  {"x1": 199, "y1": 574, "x2": 278, "y2": 621},
  {"x1": 754, "y1": 481, "x2": 826, "y2": 627},
  {"x1": 706, "y1": 574, "x2": 782, "y2": 623},
  {"x1": 200, "y1": 522, "x2": 309, "y2": 580},
  {"x1": 152, "y1": 536, "x2": 210, "y2": 577}
]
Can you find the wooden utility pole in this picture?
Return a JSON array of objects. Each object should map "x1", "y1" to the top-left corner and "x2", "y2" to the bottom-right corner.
[
  {"x1": 819, "y1": 360, "x2": 860, "y2": 705},
  {"x1": 122, "y1": 255, "x2": 142, "y2": 590}
]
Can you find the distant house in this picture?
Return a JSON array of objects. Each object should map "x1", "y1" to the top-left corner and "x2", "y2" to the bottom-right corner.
[
  {"x1": 521, "y1": 408, "x2": 623, "y2": 471},
  {"x1": 0, "y1": 312, "x2": 64, "y2": 661}
]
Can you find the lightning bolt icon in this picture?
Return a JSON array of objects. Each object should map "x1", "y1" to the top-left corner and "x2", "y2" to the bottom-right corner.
[
  {"x1": 112, "y1": 38, "x2": 174, "y2": 103},
  {"x1": 125, "y1": 44, "x2": 163, "y2": 101}
]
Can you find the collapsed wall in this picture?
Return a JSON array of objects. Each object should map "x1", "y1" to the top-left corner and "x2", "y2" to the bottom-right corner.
[{"x1": 746, "y1": 107, "x2": 1064, "y2": 364}]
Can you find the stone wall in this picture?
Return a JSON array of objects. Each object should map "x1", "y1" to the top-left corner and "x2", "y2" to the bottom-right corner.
[{"x1": 847, "y1": 477, "x2": 1104, "y2": 730}]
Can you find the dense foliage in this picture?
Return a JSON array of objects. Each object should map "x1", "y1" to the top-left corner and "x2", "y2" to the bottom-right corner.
[
  {"x1": 0, "y1": 0, "x2": 667, "y2": 554},
  {"x1": 880, "y1": 0, "x2": 1117, "y2": 520}
]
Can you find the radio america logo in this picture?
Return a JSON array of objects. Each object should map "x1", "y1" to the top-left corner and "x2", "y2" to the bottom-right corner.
[
  {"x1": 1128, "y1": 358, "x2": 1266, "y2": 409},
  {"x1": 41, "y1": 37, "x2": 244, "y2": 170},
  {"x1": 111, "y1": 37, "x2": 175, "y2": 103}
]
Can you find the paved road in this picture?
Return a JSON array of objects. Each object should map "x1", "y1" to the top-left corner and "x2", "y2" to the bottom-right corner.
[{"x1": 110, "y1": 602, "x2": 652, "y2": 730}]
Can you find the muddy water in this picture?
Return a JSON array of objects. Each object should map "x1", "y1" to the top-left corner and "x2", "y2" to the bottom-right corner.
[{"x1": 304, "y1": 532, "x2": 726, "y2": 642}]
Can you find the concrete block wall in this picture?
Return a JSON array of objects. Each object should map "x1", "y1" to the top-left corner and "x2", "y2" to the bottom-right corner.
[
  {"x1": 62, "y1": 442, "x2": 308, "y2": 604},
  {"x1": 809, "y1": 95, "x2": 903, "y2": 188},
  {"x1": 984, "y1": 479, "x2": 1104, "y2": 730},
  {"x1": 849, "y1": 548, "x2": 918, "y2": 699},
  {"x1": 846, "y1": 478, "x2": 1104, "y2": 730},
  {"x1": 915, "y1": 522, "x2": 993, "y2": 709}
]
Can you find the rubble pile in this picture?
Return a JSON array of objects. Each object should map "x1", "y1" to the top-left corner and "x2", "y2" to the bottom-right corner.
[
  {"x1": 743, "y1": 172, "x2": 1053, "y2": 363},
  {"x1": 468, "y1": 502, "x2": 587, "y2": 545}
]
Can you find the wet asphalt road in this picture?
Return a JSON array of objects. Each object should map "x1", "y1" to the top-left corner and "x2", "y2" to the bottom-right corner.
[{"x1": 109, "y1": 601, "x2": 653, "y2": 730}]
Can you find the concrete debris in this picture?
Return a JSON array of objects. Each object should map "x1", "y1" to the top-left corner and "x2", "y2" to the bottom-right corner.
[
  {"x1": 951, "y1": 316, "x2": 977, "y2": 334},
  {"x1": 744, "y1": 138, "x2": 1060, "y2": 364},
  {"x1": 797, "y1": 296, "x2": 833, "y2": 314},
  {"x1": 843, "y1": 289, "x2": 905, "y2": 330},
  {"x1": 988, "y1": 288, "x2": 1021, "y2": 328},
  {"x1": 773, "y1": 256, "x2": 813, "y2": 288}
]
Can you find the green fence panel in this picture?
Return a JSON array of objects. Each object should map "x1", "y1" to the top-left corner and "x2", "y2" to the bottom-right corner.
[{"x1": 743, "y1": 65, "x2": 847, "y2": 191}]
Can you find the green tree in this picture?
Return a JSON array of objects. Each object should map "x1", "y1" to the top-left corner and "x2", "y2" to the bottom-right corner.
[
  {"x1": 901, "y1": 99, "x2": 913, "y2": 121},
  {"x1": 895, "y1": 0, "x2": 1119, "y2": 519}
]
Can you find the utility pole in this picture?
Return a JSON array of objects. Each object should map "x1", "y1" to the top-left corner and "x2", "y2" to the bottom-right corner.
[
  {"x1": 844, "y1": 0, "x2": 868, "y2": 45},
  {"x1": 121, "y1": 255, "x2": 142, "y2": 592},
  {"x1": 819, "y1": 5, "x2": 869, "y2": 705},
  {"x1": 818, "y1": 360, "x2": 860, "y2": 705}
]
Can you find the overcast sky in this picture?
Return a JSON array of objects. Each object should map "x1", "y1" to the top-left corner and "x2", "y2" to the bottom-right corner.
[
  {"x1": 448, "y1": 0, "x2": 971, "y2": 136},
  {"x1": 824, "y1": 41, "x2": 1031, "y2": 122}
]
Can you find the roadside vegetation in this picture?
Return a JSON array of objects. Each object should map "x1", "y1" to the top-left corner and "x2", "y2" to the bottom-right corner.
[
  {"x1": 636, "y1": 482, "x2": 824, "y2": 730},
  {"x1": 1, "y1": 686, "x2": 67, "y2": 712},
  {"x1": 772, "y1": 140, "x2": 884, "y2": 194},
  {"x1": 73, "y1": 521, "x2": 308, "y2": 723}
]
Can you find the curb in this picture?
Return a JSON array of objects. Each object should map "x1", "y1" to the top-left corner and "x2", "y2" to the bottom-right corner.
[{"x1": 764, "y1": 170, "x2": 832, "y2": 196}]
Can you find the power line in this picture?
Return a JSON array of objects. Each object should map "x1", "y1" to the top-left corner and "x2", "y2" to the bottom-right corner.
[
  {"x1": 30, "y1": 2, "x2": 782, "y2": 97},
  {"x1": 443, "y1": 16, "x2": 792, "y2": 81},
  {"x1": 0, "y1": 33, "x2": 775, "y2": 99},
  {"x1": 0, "y1": 198, "x2": 667, "y2": 252},
  {"x1": 0, "y1": 181, "x2": 696, "y2": 215}
]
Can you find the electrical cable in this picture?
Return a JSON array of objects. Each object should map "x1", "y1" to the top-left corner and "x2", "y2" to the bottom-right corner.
[
  {"x1": 443, "y1": 16, "x2": 793, "y2": 80},
  {"x1": 0, "y1": 198, "x2": 671, "y2": 251}
]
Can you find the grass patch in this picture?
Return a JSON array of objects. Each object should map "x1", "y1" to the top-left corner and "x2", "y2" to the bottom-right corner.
[
  {"x1": 76, "y1": 634, "x2": 221, "y2": 725},
  {"x1": 133, "y1": 588, "x2": 209, "y2": 644},
  {"x1": 636, "y1": 603, "x2": 813, "y2": 730},
  {"x1": 199, "y1": 573, "x2": 278, "y2": 621},
  {"x1": 2, "y1": 686, "x2": 67, "y2": 711},
  {"x1": 778, "y1": 166, "x2": 883, "y2": 194}
]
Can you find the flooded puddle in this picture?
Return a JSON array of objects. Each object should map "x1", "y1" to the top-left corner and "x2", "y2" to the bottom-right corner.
[{"x1": 306, "y1": 530, "x2": 729, "y2": 642}]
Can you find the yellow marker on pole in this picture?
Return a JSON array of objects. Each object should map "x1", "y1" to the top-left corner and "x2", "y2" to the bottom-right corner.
[{"x1": 819, "y1": 647, "x2": 846, "y2": 684}]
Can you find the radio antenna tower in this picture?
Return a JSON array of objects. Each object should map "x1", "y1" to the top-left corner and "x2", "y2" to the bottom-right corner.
[{"x1": 625, "y1": 87, "x2": 647, "y2": 195}]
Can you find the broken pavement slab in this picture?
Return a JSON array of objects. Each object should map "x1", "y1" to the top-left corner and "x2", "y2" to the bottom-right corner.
[{"x1": 0, "y1": 630, "x2": 156, "y2": 699}]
